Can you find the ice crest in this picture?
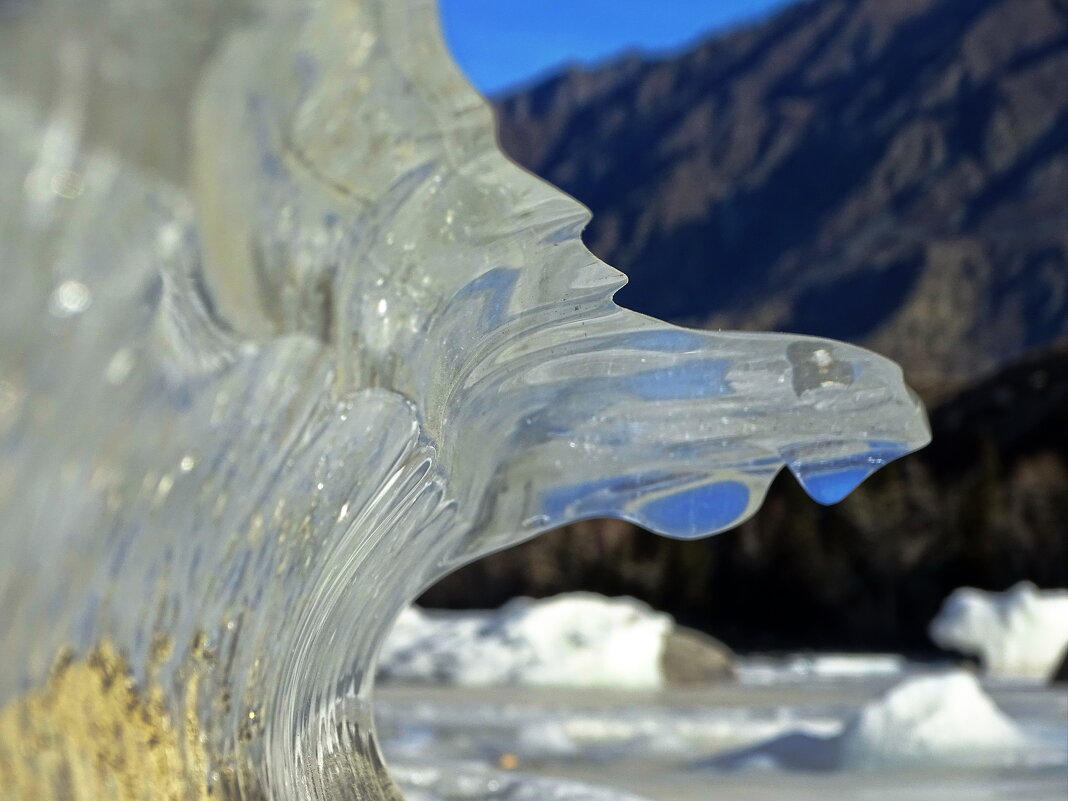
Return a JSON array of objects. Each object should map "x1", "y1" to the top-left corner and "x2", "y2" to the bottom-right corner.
[{"x1": 0, "y1": 1, "x2": 929, "y2": 799}]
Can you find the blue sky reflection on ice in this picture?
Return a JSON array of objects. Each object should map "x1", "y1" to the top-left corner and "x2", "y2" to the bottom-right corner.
[
  {"x1": 541, "y1": 475, "x2": 752, "y2": 538},
  {"x1": 440, "y1": 0, "x2": 794, "y2": 94},
  {"x1": 794, "y1": 466, "x2": 875, "y2": 505},
  {"x1": 637, "y1": 480, "x2": 750, "y2": 536},
  {"x1": 625, "y1": 358, "x2": 731, "y2": 401},
  {"x1": 785, "y1": 441, "x2": 914, "y2": 505}
]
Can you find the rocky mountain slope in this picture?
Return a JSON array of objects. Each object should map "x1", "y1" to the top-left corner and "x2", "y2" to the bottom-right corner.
[{"x1": 494, "y1": 0, "x2": 1068, "y2": 390}]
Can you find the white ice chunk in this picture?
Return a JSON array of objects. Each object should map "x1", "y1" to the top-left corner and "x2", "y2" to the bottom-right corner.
[
  {"x1": 379, "y1": 593, "x2": 672, "y2": 689},
  {"x1": 929, "y1": 581, "x2": 1068, "y2": 681}
]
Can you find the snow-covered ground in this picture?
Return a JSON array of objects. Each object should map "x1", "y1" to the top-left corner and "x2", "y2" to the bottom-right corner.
[
  {"x1": 929, "y1": 582, "x2": 1068, "y2": 681},
  {"x1": 376, "y1": 593, "x2": 1068, "y2": 801}
]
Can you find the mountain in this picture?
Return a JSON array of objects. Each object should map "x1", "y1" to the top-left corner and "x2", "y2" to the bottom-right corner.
[{"x1": 494, "y1": 0, "x2": 1068, "y2": 391}]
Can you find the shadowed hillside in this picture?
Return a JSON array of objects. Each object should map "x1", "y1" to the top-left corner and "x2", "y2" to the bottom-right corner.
[{"x1": 495, "y1": 0, "x2": 1068, "y2": 391}]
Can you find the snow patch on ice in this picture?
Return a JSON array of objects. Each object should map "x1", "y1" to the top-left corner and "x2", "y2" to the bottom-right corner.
[
  {"x1": 929, "y1": 582, "x2": 1068, "y2": 681},
  {"x1": 705, "y1": 670, "x2": 1028, "y2": 771},
  {"x1": 379, "y1": 593, "x2": 672, "y2": 688}
]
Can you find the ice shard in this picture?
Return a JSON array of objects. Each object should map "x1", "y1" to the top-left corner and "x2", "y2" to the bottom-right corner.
[{"x1": 0, "y1": 1, "x2": 930, "y2": 799}]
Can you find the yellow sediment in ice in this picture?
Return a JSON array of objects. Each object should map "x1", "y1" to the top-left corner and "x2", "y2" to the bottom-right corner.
[{"x1": 0, "y1": 641, "x2": 210, "y2": 801}]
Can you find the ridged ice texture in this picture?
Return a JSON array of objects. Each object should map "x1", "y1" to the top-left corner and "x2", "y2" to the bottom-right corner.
[{"x1": 0, "y1": 1, "x2": 930, "y2": 799}]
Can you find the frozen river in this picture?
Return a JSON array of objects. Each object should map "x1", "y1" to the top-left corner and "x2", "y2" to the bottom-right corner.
[{"x1": 376, "y1": 659, "x2": 1068, "y2": 801}]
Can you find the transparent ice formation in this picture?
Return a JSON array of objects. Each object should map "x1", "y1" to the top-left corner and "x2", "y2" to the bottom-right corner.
[{"x1": 0, "y1": 1, "x2": 930, "y2": 799}]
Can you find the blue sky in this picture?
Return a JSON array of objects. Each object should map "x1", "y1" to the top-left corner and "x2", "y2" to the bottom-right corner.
[{"x1": 440, "y1": 0, "x2": 793, "y2": 95}]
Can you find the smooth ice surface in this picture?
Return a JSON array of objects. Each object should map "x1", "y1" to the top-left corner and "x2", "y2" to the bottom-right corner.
[
  {"x1": 379, "y1": 595, "x2": 673, "y2": 689},
  {"x1": 390, "y1": 763, "x2": 655, "y2": 801},
  {"x1": 374, "y1": 663, "x2": 1068, "y2": 801},
  {"x1": 930, "y1": 582, "x2": 1068, "y2": 681},
  {"x1": 735, "y1": 654, "x2": 907, "y2": 684},
  {"x1": 0, "y1": 0, "x2": 928, "y2": 798}
]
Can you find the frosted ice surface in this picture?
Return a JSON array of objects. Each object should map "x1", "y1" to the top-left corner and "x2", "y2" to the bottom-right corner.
[{"x1": 0, "y1": 0, "x2": 928, "y2": 799}]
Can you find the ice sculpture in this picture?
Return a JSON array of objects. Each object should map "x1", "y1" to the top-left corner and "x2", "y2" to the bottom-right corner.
[{"x1": 0, "y1": 1, "x2": 930, "y2": 799}]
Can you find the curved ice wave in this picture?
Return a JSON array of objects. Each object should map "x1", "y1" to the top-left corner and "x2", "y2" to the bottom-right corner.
[{"x1": 0, "y1": 1, "x2": 929, "y2": 799}]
